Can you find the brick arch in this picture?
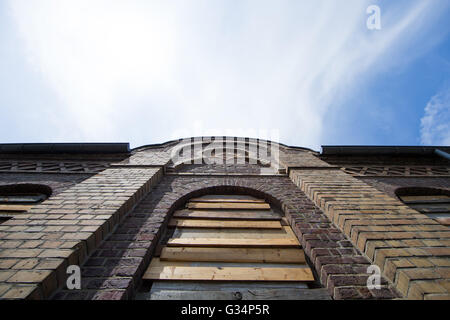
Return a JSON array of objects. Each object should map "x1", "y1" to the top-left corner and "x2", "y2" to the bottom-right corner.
[
  {"x1": 0, "y1": 183, "x2": 52, "y2": 198},
  {"x1": 164, "y1": 184, "x2": 285, "y2": 217},
  {"x1": 54, "y1": 175, "x2": 399, "y2": 300}
]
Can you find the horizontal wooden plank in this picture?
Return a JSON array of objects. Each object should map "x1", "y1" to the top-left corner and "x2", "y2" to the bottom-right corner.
[
  {"x1": 435, "y1": 217, "x2": 450, "y2": 226},
  {"x1": 172, "y1": 226, "x2": 295, "y2": 240},
  {"x1": 141, "y1": 288, "x2": 330, "y2": 300},
  {"x1": 187, "y1": 202, "x2": 271, "y2": 210},
  {"x1": 190, "y1": 195, "x2": 266, "y2": 203},
  {"x1": 149, "y1": 281, "x2": 309, "y2": 290},
  {"x1": 160, "y1": 247, "x2": 306, "y2": 263},
  {"x1": 169, "y1": 219, "x2": 282, "y2": 229},
  {"x1": 146, "y1": 260, "x2": 307, "y2": 268},
  {"x1": 0, "y1": 204, "x2": 33, "y2": 212},
  {"x1": 409, "y1": 203, "x2": 450, "y2": 213},
  {"x1": 402, "y1": 195, "x2": 450, "y2": 204},
  {"x1": 143, "y1": 259, "x2": 314, "y2": 282},
  {"x1": 166, "y1": 238, "x2": 300, "y2": 248},
  {"x1": 173, "y1": 210, "x2": 281, "y2": 220}
]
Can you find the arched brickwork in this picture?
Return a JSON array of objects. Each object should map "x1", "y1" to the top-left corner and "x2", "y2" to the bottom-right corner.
[{"x1": 53, "y1": 175, "x2": 399, "y2": 300}]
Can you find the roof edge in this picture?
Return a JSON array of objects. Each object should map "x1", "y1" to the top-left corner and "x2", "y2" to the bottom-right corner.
[
  {"x1": 321, "y1": 145, "x2": 450, "y2": 156},
  {"x1": 131, "y1": 137, "x2": 318, "y2": 153},
  {"x1": 0, "y1": 143, "x2": 130, "y2": 154}
]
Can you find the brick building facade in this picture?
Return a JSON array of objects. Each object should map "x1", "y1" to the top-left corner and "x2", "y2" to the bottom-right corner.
[{"x1": 0, "y1": 138, "x2": 449, "y2": 300}]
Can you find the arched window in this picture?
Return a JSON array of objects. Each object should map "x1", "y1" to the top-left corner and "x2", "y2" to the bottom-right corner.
[
  {"x1": 396, "y1": 187, "x2": 450, "y2": 226},
  {"x1": 138, "y1": 194, "x2": 330, "y2": 300},
  {"x1": 0, "y1": 184, "x2": 50, "y2": 220}
]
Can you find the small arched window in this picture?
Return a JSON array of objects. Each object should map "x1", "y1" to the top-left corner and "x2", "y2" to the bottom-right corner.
[
  {"x1": 396, "y1": 187, "x2": 450, "y2": 226},
  {"x1": 0, "y1": 184, "x2": 50, "y2": 217}
]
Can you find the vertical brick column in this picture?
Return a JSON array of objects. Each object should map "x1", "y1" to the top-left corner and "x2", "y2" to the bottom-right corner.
[
  {"x1": 0, "y1": 151, "x2": 167, "y2": 299},
  {"x1": 289, "y1": 167, "x2": 450, "y2": 299}
]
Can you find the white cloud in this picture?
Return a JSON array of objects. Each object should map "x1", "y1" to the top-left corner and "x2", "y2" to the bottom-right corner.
[
  {"x1": 6, "y1": 0, "x2": 448, "y2": 149},
  {"x1": 420, "y1": 87, "x2": 450, "y2": 146}
]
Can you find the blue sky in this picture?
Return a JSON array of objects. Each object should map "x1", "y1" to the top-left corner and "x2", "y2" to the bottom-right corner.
[{"x1": 0, "y1": 0, "x2": 449, "y2": 151}]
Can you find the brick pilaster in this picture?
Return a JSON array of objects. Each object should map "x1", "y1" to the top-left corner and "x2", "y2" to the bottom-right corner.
[
  {"x1": 0, "y1": 165, "x2": 164, "y2": 299},
  {"x1": 289, "y1": 167, "x2": 450, "y2": 299}
]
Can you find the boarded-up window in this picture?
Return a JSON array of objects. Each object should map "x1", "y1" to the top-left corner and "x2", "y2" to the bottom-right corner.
[
  {"x1": 0, "y1": 185, "x2": 49, "y2": 216},
  {"x1": 139, "y1": 194, "x2": 330, "y2": 300}
]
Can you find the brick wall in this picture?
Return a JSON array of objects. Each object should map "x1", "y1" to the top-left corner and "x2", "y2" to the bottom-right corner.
[
  {"x1": 0, "y1": 173, "x2": 93, "y2": 196},
  {"x1": 290, "y1": 168, "x2": 450, "y2": 299},
  {"x1": 0, "y1": 167, "x2": 163, "y2": 299},
  {"x1": 53, "y1": 175, "x2": 398, "y2": 300},
  {"x1": 358, "y1": 177, "x2": 450, "y2": 198}
]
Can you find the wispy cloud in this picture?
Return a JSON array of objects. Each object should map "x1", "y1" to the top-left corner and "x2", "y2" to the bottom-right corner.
[
  {"x1": 6, "y1": 0, "x2": 449, "y2": 148},
  {"x1": 420, "y1": 86, "x2": 450, "y2": 145}
]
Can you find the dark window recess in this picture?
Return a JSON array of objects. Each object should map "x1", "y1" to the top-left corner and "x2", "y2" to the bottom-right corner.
[{"x1": 0, "y1": 193, "x2": 47, "y2": 204}]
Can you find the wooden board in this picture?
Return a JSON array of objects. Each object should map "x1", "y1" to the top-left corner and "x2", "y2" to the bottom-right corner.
[
  {"x1": 166, "y1": 238, "x2": 300, "y2": 248},
  {"x1": 409, "y1": 203, "x2": 450, "y2": 213},
  {"x1": 187, "y1": 202, "x2": 271, "y2": 210},
  {"x1": 160, "y1": 247, "x2": 306, "y2": 263},
  {"x1": 401, "y1": 195, "x2": 450, "y2": 204},
  {"x1": 0, "y1": 204, "x2": 33, "y2": 212},
  {"x1": 169, "y1": 219, "x2": 282, "y2": 229},
  {"x1": 149, "y1": 281, "x2": 309, "y2": 290},
  {"x1": 141, "y1": 288, "x2": 330, "y2": 300},
  {"x1": 146, "y1": 260, "x2": 306, "y2": 268},
  {"x1": 435, "y1": 217, "x2": 450, "y2": 226},
  {"x1": 143, "y1": 259, "x2": 314, "y2": 282},
  {"x1": 173, "y1": 210, "x2": 281, "y2": 220},
  {"x1": 135, "y1": 281, "x2": 331, "y2": 300},
  {"x1": 172, "y1": 226, "x2": 294, "y2": 239},
  {"x1": 190, "y1": 195, "x2": 265, "y2": 203}
]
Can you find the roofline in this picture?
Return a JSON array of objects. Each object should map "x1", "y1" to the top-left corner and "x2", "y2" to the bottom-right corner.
[
  {"x1": 131, "y1": 136, "x2": 318, "y2": 153},
  {"x1": 320, "y1": 145, "x2": 450, "y2": 156},
  {"x1": 0, "y1": 143, "x2": 130, "y2": 154}
]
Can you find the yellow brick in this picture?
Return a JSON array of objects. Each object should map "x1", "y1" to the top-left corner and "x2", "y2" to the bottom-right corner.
[
  {"x1": 414, "y1": 280, "x2": 447, "y2": 294},
  {"x1": 424, "y1": 293, "x2": 450, "y2": 300},
  {"x1": 0, "y1": 259, "x2": 18, "y2": 269},
  {"x1": 1, "y1": 285, "x2": 41, "y2": 300},
  {"x1": 0, "y1": 271, "x2": 16, "y2": 281},
  {"x1": 408, "y1": 258, "x2": 434, "y2": 268},
  {"x1": 0, "y1": 284, "x2": 12, "y2": 296}
]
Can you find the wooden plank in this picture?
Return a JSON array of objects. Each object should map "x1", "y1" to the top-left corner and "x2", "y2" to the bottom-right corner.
[
  {"x1": 173, "y1": 210, "x2": 281, "y2": 220},
  {"x1": 169, "y1": 219, "x2": 282, "y2": 229},
  {"x1": 145, "y1": 260, "x2": 307, "y2": 268},
  {"x1": 142, "y1": 288, "x2": 330, "y2": 300},
  {"x1": 143, "y1": 259, "x2": 314, "y2": 281},
  {"x1": 0, "y1": 204, "x2": 33, "y2": 212},
  {"x1": 190, "y1": 195, "x2": 265, "y2": 203},
  {"x1": 187, "y1": 202, "x2": 270, "y2": 210},
  {"x1": 435, "y1": 217, "x2": 450, "y2": 226},
  {"x1": 160, "y1": 247, "x2": 306, "y2": 263},
  {"x1": 149, "y1": 281, "x2": 309, "y2": 290},
  {"x1": 409, "y1": 203, "x2": 450, "y2": 213},
  {"x1": 172, "y1": 226, "x2": 295, "y2": 240},
  {"x1": 166, "y1": 238, "x2": 300, "y2": 247},
  {"x1": 402, "y1": 195, "x2": 450, "y2": 204}
]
